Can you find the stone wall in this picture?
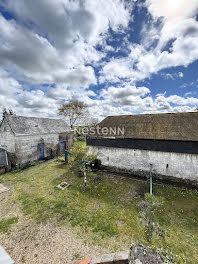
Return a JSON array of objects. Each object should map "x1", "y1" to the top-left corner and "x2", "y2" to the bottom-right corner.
[
  {"x1": 15, "y1": 132, "x2": 74, "y2": 167},
  {"x1": 59, "y1": 132, "x2": 74, "y2": 149},
  {"x1": 0, "y1": 120, "x2": 15, "y2": 153},
  {"x1": 15, "y1": 133, "x2": 60, "y2": 166},
  {"x1": 88, "y1": 146, "x2": 198, "y2": 184}
]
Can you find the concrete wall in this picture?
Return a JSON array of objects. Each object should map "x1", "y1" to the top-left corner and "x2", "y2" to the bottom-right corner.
[{"x1": 88, "y1": 146, "x2": 198, "y2": 183}]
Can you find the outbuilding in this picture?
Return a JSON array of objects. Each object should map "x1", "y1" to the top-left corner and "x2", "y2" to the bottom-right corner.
[
  {"x1": 0, "y1": 113, "x2": 73, "y2": 170},
  {"x1": 0, "y1": 147, "x2": 8, "y2": 175},
  {"x1": 87, "y1": 112, "x2": 198, "y2": 185}
]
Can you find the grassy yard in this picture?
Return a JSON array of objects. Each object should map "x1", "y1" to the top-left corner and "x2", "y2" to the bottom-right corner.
[{"x1": 0, "y1": 142, "x2": 198, "y2": 263}]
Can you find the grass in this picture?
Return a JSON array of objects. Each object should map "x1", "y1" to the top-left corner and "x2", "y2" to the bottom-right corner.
[
  {"x1": 0, "y1": 217, "x2": 19, "y2": 233},
  {"x1": 0, "y1": 142, "x2": 197, "y2": 263},
  {"x1": 74, "y1": 140, "x2": 86, "y2": 148},
  {"x1": 72, "y1": 252, "x2": 82, "y2": 261}
]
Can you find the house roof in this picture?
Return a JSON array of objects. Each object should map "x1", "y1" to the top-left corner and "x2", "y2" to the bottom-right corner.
[
  {"x1": 2, "y1": 115, "x2": 72, "y2": 136},
  {"x1": 95, "y1": 112, "x2": 198, "y2": 141}
]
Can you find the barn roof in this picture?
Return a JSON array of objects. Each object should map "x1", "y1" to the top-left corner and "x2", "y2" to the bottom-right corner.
[
  {"x1": 2, "y1": 115, "x2": 72, "y2": 136},
  {"x1": 96, "y1": 112, "x2": 198, "y2": 141}
]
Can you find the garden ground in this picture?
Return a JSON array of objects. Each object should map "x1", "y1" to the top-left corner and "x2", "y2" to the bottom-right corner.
[{"x1": 0, "y1": 142, "x2": 198, "y2": 264}]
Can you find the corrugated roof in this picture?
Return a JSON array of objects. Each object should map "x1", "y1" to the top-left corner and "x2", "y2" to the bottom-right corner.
[
  {"x1": 95, "y1": 112, "x2": 198, "y2": 141},
  {"x1": 3, "y1": 115, "x2": 72, "y2": 135}
]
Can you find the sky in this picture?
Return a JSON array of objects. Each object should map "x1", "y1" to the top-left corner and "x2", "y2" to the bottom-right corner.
[{"x1": 0, "y1": 0, "x2": 198, "y2": 120}]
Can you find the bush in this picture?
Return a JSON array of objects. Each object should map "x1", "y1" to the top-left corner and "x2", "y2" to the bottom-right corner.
[{"x1": 68, "y1": 144, "x2": 97, "y2": 175}]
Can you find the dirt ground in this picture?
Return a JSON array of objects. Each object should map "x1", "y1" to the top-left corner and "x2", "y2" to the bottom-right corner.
[
  {"x1": 1, "y1": 158, "x2": 198, "y2": 264},
  {"x1": 0, "y1": 184, "x2": 108, "y2": 264},
  {"x1": 0, "y1": 219, "x2": 108, "y2": 264}
]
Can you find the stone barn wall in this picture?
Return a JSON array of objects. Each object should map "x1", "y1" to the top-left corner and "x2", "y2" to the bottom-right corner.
[
  {"x1": 88, "y1": 146, "x2": 198, "y2": 184},
  {"x1": 0, "y1": 119, "x2": 15, "y2": 153},
  {"x1": 14, "y1": 133, "x2": 59, "y2": 167},
  {"x1": 59, "y1": 132, "x2": 74, "y2": 149}
]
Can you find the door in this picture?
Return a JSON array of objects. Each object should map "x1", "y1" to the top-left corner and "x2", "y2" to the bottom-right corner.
[
  {"x1": 61, "y1": 141, "x2": 66, "y2": 151},
  {"x1": 0, "y1": 150, "x2": 8, "y2": 167},
  {"x1": 37, "y1": 144, "x2": 44, "y2": 160}
]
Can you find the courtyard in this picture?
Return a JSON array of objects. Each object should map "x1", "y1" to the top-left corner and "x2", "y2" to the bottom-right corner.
[{"x1": 0, "y1": 143, "x2": 198, "y2": 264}]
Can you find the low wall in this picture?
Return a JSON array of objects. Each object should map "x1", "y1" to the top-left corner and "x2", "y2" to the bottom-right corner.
[{"x1": 88, "y1": 146, "x2": 198, "y2": 185}]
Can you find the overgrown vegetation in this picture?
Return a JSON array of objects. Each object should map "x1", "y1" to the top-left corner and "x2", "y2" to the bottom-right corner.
[
  {"x1": 68, "y1": 143, "x2": 97, "y2": 175},
  {"x1": 139, "y1": 194, "x2": 165, "y2": 243},
  {"x1": 0, "y1": 143, "x2": 197, "y2": 263}
]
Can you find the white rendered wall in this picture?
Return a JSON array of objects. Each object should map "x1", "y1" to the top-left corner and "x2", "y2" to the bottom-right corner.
[{"x1": 89, "y1": 146, "x2": 198, "y2": 182}]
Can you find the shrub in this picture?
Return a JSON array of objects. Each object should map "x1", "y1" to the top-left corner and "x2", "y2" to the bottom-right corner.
[{"x1": 68, "y1": 144, "x2": 97, "y2": 175}]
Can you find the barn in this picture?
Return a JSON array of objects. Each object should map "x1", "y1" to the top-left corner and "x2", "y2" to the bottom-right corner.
[
  {"x1": 0, "y1": 113, "x2": 73, "y2": 170},
  {"x1": 0, "y1": 147, "x2": 8, "y2": 175},
  {"x1": 87, "y1": 112, "x2": 198, "y2": 185}
]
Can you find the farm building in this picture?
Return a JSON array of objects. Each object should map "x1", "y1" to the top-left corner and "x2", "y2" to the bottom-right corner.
[
  {"x1": 0, "y1": 147, "x2": 8, "y2": 175},
  {"x1": 87, "y1": 112, "x2": 198, "y2": 185},
  {"x1": 0, "y1": 113, "x2": 73, "y2": 170}
]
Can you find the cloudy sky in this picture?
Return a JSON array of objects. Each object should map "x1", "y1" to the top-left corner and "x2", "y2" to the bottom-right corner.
[{"x1": 0, "y1": 0, "x2": 198, "y2": 120}]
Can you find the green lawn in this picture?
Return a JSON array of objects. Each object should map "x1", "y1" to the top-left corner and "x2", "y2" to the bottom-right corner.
[{"x1": 0, "y1": 145, "x2": 197, "y2": 264}]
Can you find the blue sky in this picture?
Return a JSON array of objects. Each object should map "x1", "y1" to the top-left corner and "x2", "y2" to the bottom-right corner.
[{"x1": 0, "y1": 0, "x2": 198, "y2": 120}]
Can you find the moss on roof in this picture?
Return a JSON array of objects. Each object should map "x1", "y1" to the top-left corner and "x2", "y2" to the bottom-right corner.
[
  {"x1": 1, "y1": 115, "x2": 72, "y2": 135},
  {"x1": 96, "y1": 112, "x2": 198, "y2": 141}
]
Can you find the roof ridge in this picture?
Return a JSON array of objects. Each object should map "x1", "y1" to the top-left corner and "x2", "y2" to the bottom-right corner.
[
  {"x1": 106, "y1": 112, "x2": 198, "y2": 118},
  {"x1": 9, "y1": 115, "x2": 64, "y2": 120}
]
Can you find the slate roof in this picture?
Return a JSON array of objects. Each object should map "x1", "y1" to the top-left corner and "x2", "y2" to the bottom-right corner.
[
  {"x1": 2, "y1": 115, "x2": 72, "y2": 135},
  {"x1": 95, "y1": 112, "x2": 198, "y2": 141}
]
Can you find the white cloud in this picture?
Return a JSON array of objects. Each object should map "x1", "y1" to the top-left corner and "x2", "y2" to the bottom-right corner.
[
  {"x1": 145, "y1": 0, "x2": 198, "y2": 20},
  {"x1": 0, "y1": 0, "x2": 197, "y2": 119},
  {"x1": 0, "y1": 69, "x2": 21, "y2": 96},
  {"x1": 166, "y1": 95, "x2": 198, "y2": 105},
  {"x1": 101, "y1": 85, "x2": 150, "y2": 105},
  {"x1": 99, "y1": 58, "x2": 132, "y2": 83},
  {"x1": 178, "y1": 72, "x2": 184, "y2": 78},
  {"x1": 0, "y1": 0, "x2": 133, "y2": 91},
  {"x1": 161, "y1": 71, "x2": 184, "y2": 80},
  {"x1": 137, "y1": 1, "x2": 198, "y2": 76}
]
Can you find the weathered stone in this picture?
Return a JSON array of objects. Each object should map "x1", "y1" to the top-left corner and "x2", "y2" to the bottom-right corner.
[
  {"x1": 113, "y1": 251, "x2": 129, "y2": 263},
  {"x1": 57, "y1": 182, "x2": 70, "y2": 190},
  {"x1": 89, "y1": 257, "x2": 102, "y2": 264},
  {"x1": 100, "y1": 253, "x2": 114, "y2": 263},
  {"x1": 129, "y1": 244, "x2": 163, "y2": 264}
]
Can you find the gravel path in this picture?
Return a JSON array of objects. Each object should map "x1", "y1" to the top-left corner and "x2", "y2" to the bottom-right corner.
[
  {"x1": 0, "y1": 181, "x2": 109, "y2": 264},
  {"x1": 0, "y1": 218, "x2": 108, "y2": 264}
]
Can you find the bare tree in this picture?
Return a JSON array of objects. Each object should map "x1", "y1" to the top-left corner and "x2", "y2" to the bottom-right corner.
[
  {"x1": 84, "y1": 116, "x2": 99, "y2": 126},
  {"x1": 2, "y1": 108, "x2": 16, "y2": 118},
  {"x1": 195, "y1": 107, "x2": 198, "y2": 112},
  {"x1": 2, "y1": 108, "x2": 8, "y2": 117},
  {"x1": 58, "y1": 100, "x2": 88, "y2": 128}
]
